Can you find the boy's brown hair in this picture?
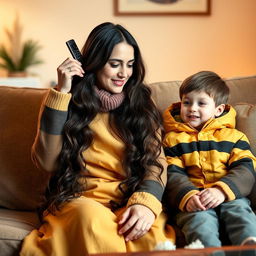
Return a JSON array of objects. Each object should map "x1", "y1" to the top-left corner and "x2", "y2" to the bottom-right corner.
[{"x1": 179, "y1": 71, "x2": 230, "y2": 106}]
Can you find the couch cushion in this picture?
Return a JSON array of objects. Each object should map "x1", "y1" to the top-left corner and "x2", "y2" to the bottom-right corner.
[
  {"x1": 0, "y1": 208, "x2": 40, "y2": 239},
  {"x1": 148, "y1": 80, "x2": 181, "y2": 113},
  {"x1": 0, "y1": 208, "x2": 40, "y2": 256},
  {"x1": 0, "y1": 86, "x2": 51, "y2": 210},
  {"x1": 226, "y1": 103, "x2": 256, "y2": 209},
  {"x1": 234, "y1": 103, "x2": 256, "y2": 156},
  {"x1": 225, "y1": 75, "x2": 256, "y2": 105}
]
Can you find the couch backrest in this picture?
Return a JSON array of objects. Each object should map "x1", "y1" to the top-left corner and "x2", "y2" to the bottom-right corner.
[
  {"x1": 226, "y1": 76, "x2": 256, "y2": 105},
  {"x1": 0, "y1": 86, "x2": 50, "y2": 210}
]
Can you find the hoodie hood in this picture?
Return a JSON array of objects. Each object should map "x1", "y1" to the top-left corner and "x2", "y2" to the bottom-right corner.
[{"x1": 163, "y1": 102, "x2": 236, "y2": 133}]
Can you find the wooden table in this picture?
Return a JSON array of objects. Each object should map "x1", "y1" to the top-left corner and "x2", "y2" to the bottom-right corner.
[{"x1": 93, "y1": 245, "x2": 256, "y2": 256}]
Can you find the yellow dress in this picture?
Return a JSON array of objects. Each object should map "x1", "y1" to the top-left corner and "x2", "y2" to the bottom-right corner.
[{"x1": 20, "y1": 89, "x2": 175, "y2": 256}]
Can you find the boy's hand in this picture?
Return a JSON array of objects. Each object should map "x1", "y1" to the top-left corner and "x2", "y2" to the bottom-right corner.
[
  {"x1": 118, "y1": 204, "x2": 155, "y2": 242},
  {"x1": 198, "y1": 187, "x2": 225, "y2": 209},
  {"x1": 186, "y1": 194, "x2": 206, "y2": 212}
]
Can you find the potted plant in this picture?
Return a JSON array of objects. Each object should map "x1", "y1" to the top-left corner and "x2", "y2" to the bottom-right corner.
[{"x1": 0, "y1": 14, "x2": 43, "y2": 77}]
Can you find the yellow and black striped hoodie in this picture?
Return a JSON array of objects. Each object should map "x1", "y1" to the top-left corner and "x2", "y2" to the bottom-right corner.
[{"x1": 163, "y1": 102, "x2": 256, "y2": 211}]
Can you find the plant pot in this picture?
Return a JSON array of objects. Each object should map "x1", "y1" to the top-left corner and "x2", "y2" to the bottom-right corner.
[{"x1": 8, "y1": 71, "x2": 27, "y2": 77}]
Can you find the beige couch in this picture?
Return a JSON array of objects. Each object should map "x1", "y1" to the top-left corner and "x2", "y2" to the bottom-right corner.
[{"x1": 0, "y1": 75, "x2": 255, "y2": 255}]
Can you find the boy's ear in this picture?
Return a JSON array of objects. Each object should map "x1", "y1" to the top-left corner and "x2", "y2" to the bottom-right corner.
[{"x1": 215, "y1": 104, "x2": 226, "y2": 117}]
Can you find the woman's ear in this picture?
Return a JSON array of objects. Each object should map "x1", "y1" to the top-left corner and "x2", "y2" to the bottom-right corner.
[{"x1": 215, "y1": 104, "x2": 226, "y2": 117}]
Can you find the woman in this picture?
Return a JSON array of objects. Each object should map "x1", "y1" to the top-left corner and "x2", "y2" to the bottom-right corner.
[{"x1": 20, "y1": 22, "x2": 174, "y2": 255}]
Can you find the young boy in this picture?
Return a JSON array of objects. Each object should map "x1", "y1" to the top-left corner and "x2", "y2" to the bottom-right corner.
[{"x1": 163, "y1": 71, "x2": 256, "y2": 247}]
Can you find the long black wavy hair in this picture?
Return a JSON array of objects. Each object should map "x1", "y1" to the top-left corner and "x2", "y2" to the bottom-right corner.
[{"x1": 43, "y1": 22, "x2": 164, "y2": 215}]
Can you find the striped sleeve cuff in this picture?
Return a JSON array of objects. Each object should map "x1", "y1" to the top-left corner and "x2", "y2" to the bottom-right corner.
[
  {"x1": 179, "y1": 190, "x2": 199, "y2": 211},
  {"x1": 214, "y1": 181, "x2": 236, "y2": 201},
  {"x1": 127, "y1": 191, "x2": 162, "y2": 217},
  {"x1": 40, "y1": 89, "x2": 71, "y2": 135},
  {"x1": 45, "y1": 88, "x2": 72, "y2": 111},
  {"x1": 137, "y1": 180, "x2": 164, "y2": 201}
]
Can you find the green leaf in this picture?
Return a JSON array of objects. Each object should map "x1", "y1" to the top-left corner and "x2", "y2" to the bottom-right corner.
[
  {"x1": 18, "y1": 40, "x2": 43, "y2": 71},
  {"x1": 0, "y1": 40, "x2": 43, "y2": 72},
  {"x1": 0, "y1": 45, "x2": 17, "y2": 71}
]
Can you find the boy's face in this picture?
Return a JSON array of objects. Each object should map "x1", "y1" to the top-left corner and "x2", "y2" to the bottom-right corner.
[{"x1": 180, "y1": 90, "x2": 225, "y2": 130}]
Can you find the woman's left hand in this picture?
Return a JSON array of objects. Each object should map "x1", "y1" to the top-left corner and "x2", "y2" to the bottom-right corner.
[{"x1": 118, "y1": 204, "x2": 155, "y2": 241}]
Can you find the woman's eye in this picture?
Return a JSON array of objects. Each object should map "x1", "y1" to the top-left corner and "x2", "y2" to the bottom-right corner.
[
  {"x1": 127, "y1": 63, "x2": 134, "y2": 68},
  {"x1": 110, "y1": 63, "x2": 119, "y2": 68}
]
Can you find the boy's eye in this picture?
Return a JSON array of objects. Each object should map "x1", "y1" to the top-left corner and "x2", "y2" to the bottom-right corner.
[
  {"x1": 182, "y1": 100, "x2": 190, "y2": 105},
  {"x1": 199, "y1": 102, "x2": 207, "y2": 105}
]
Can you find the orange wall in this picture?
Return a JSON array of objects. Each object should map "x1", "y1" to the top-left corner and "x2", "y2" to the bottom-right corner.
[{"x1": 0, "y1": 0, "x2": 255, "y2": 87}]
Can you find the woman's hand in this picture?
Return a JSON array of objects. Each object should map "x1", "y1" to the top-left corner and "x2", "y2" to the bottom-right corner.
[
  {"x1": 118, "y1": 204, "x2": 155, "y2": 242},
  {"x1": 56, "y1": 57, "x2": 84, "y2": 93}
]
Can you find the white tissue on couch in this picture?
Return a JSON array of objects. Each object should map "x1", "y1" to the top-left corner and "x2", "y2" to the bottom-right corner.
[{"x1": 154, "y1": 239, "x2": 204, "y2": 251}]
